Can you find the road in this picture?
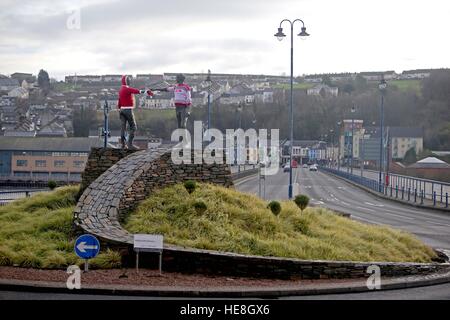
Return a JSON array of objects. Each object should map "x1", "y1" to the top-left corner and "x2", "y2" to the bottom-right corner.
[
  {"x1": 236, "y1": 167, "x2": 450, "y2": 250},
  {"x1": 335, "y1": 165, "x2": 450, "y2": 202},
  {"x1": 1, "y1": 282, "x2": 450, "y2": 299}
]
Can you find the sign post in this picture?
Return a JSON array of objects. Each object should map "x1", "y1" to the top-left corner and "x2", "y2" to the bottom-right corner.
[
  {"x1": 133, "y1": 234, "x2": 164, "y2": 275},
  {"x1": 74, "y1": 234, "x2": 100, "y2": 272}
]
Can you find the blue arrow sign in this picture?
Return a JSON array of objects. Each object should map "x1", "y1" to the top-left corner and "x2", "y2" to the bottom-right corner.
[{"x1": 74, "y1": 234, "x2": 100, "y2": 259}]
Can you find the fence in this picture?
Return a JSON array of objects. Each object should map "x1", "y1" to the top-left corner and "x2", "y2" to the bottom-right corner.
[
  {"x1": 320, "y1": 166, "x2": 449, "y2": 209},
  {"x1": 0, "y1": 189, "x2": 48, "y2": 206}
]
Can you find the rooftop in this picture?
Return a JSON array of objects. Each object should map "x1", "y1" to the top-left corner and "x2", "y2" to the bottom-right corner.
[{"x1": 0, "y1": 137, "x2": 103, "y2": 152}]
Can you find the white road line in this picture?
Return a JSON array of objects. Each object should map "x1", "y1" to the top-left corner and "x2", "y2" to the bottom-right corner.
[
  {"x1": 356, "y1": 206, "x2": 375, "y2": 212},
  {"x1": 352, "y1": 216, "x2": 379, "y2": 224},
  {"x1": 426, "y1": 220, "x2": 450, "y2": 227},
  {"x1": 364, "y1": 202, "x2": 385, "y2": 207}
]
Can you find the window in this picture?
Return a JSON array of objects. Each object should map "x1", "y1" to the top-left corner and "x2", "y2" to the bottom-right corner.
[
  {"x1": 14, "y1": 171, "x2": 31, "y2": 177},
  {"x1": 54, "y1": 160, "x2": 65, "y2": 167},
  {"x1": 73, "y1": 160, "x2": 85, "y2": 168},
  {"x1": 35, "y1": 160, "x2": 46, "y2": 167},
  {"x1": 16, "y1": 160, "x2": 28, "y2": 167},
  {"x1": 52, "y1": 152, "x2": 69, "y2": 157}
]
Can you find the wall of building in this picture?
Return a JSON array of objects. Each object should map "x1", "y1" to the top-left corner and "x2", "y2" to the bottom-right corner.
[{"x1": 391, "y1": 137, "x2": 423, "y2": 159}]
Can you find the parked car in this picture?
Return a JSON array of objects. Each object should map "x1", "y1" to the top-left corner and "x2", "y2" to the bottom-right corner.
[
  {"x1": 302, "y1": 164, "x2": 308, "y2": 168},
  {"x1": 283, "y1": 164, "x2": 291, "y2": 172},
  {"x1": 309, "y1": 164, "x2": 318, "y2": 171}
]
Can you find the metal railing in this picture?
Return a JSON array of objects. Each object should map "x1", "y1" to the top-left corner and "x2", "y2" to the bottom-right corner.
[
  {"x1": 320, "y1": 166, "x2": 449, "y2": 209},
  {"x1": 0, "y1": 189, "x2": 48, "y2": 206}
]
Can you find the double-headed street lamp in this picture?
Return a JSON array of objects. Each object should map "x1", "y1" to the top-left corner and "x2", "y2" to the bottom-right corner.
[
  {"x1": 378, "y1": 78, "x2": 387, "y2": 192},
  {"x1": 274, "y1": 19, "x2": 309, "y2": 199}
]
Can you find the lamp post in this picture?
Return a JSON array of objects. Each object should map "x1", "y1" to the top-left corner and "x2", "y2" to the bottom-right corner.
[
  {"x1": 378, "y1": 78, "x2": 387, "y2": 192},
  {"x1": 206, "y1": 70, "x2": 212, "y2": 130},
  {"x1": 350, "y1": 105, "x2": 356, "y2": 175},
  {"x1": 330, "y1": 129, "x2": 334, "y2": 168},
  {"x1": 235, "y1": 103, "x2": 243, "y2": 169},
  {"x1": 102, "y1": 99, "x2": 110, "y2": 148},
  {"x1": 337, "y1": 121, "x2": 342, "y2": 171},
  {"x1": 274, "y1": 18, "x2": 309, "y2": 199}
]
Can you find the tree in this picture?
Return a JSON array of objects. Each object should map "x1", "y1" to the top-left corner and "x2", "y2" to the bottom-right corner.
[
  {"x1": 73, "y1": 106, "x2": 97, "y2": 137},
  {"x1": 403, "y1": 148, "x2": 417, "y2": 165},
  {"x1": 267, "y1": 201, "x2": 282, "y2": 216},
  {"x1": 294, "y1": 194, "x2": 310, "y2": 212},
  {"x1": 37, "y1": 69, "x2": 50, "y2": 96}
]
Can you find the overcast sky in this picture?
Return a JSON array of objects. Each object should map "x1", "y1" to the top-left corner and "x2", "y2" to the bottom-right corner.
[{"x1": 1, "y1": 0, "x2": 449, "y2": 80}]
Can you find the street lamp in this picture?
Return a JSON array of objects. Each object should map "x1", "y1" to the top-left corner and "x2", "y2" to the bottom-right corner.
[
  {"x1": 206, "y1": 69, "x2": 212, "y2": 130},
  {"x1": 337, "y1": 121, "x2": 342, "y2": 171},
  {"x1": 274, "y1": 18, "x2": 309, "y2": 199},
  {"x1": 329, "y1": 129, "x2": 334, "y2": 168},
  {"x1": 378, "y1": 78, "x2": 387, "y2": 192},
  {"x1": 350, "y1": 105, "x2": 356, "y2": 175}
]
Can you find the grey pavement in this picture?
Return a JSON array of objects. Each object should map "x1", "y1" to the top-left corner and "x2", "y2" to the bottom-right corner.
[{"x1": 236, "y1": 167, "x2": 450, "y2": 250}]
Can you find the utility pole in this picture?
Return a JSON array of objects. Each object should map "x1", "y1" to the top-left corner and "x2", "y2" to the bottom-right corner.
[{"x1": 102, "y1": 99, "x2": 110, "y2": 148}]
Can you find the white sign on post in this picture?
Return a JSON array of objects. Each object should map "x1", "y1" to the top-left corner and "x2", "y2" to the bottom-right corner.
[
  {"x1": 134, "y1": 234, "x2": 164, "y2": 252},
  {"x1": 133, "y1": 234, "x2": 164, "y2": 274}
]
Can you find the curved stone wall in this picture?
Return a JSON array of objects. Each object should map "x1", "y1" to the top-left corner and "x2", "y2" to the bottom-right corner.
[{"x1": 73, "y1": 148, "x2": 233, "y2": 244}]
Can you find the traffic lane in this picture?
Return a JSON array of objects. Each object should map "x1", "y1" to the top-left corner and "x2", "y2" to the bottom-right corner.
[
  {"x1": 304, "y1": 168, "x2": 450, "y2": 226},
  {"x1": 306, "y1": 170, "x2": 450, "y2": 225},
  {"x1": 297, "y1": 168, "x2": 450, "y2": 249},
  {"x1": 235, "y1": 167, "x2": 299, "y2": 201},
  {"x1": 282, "y1": 282, "x2": 450, "y2": 300}
]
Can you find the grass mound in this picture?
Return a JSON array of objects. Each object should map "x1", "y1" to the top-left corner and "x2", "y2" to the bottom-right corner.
[
  {"x1": 125, "y1": 183, "x2": 436, "y2": 263},
  {"x1": 0, "y1": 186, "x2": 121, "y2": 269}
]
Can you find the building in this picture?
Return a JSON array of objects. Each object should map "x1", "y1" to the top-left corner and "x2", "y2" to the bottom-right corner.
[
  {"x1": 145, "y1": 92, "x2": 173, "y2": 109},
  {"x1": 10, "y1": 73, "x2": 36, "y2": 84},
  {"x1": 339, "y1": 120, "x2": 364, "y2": 165},
  {"x1": 306, "y1": 84, "x2": 339, "y2": 97},
  {"x1": 0, "y1": 137, "x2": 103, "y2": 182},
  {"x1": 283, "y1": 140, "x2": 327, "y2": 165},
  {"x1": 255, "y1": 89, "x2": 274, "y2": 104},
  {"x1": 389, "y1": 127, "x2": 423, "y2": 160},
  {"x1": 399, "y1": 69, "x2": 433, "y2": 80},
  {"x1": 406, "y1": 157, "x2": 450, "y2": 182},
  {"x1": 8, "y1": 87, "x2": 29, "y2": 99},
  {"x1": 0, "y1": 76, "x2": 19, "y2": 91},
  {"x1": 359, "y1": 71, "x2": 397, "y2": 81},
  {"x1": 65, "y1": 75, "x2": 102, "y2": 84}
]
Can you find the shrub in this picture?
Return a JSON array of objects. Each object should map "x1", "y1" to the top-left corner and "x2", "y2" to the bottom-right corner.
[
  {"x1": 294, "y1": 194, "x2": 310, "y2": 212},
  {"x1": 267, "y1": 201, "x2": 281, "y2": 216},
  {"x1": 184, "y1": 180, "x2": 197, "y2": 194},
  {"x1": 47, "y1": 180, "x2": 57, "y2": 190},
  {"x1": 193, "y1": 200, "x2": 207, "y2": 214}
]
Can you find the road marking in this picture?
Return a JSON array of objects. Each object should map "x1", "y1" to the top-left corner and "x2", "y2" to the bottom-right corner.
[
  {"x1": 352, "y1": 216, "x2": 379, "y2": 224},
  {"x1": 356, "y1": 206, "x2": 375, "y2": 212},
  {"x1": 426, "y1": 220, "x2": 450, "y2": 227},
  {"x1": 364, "y1": 202, "x2": 385, "y2": 207}
]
